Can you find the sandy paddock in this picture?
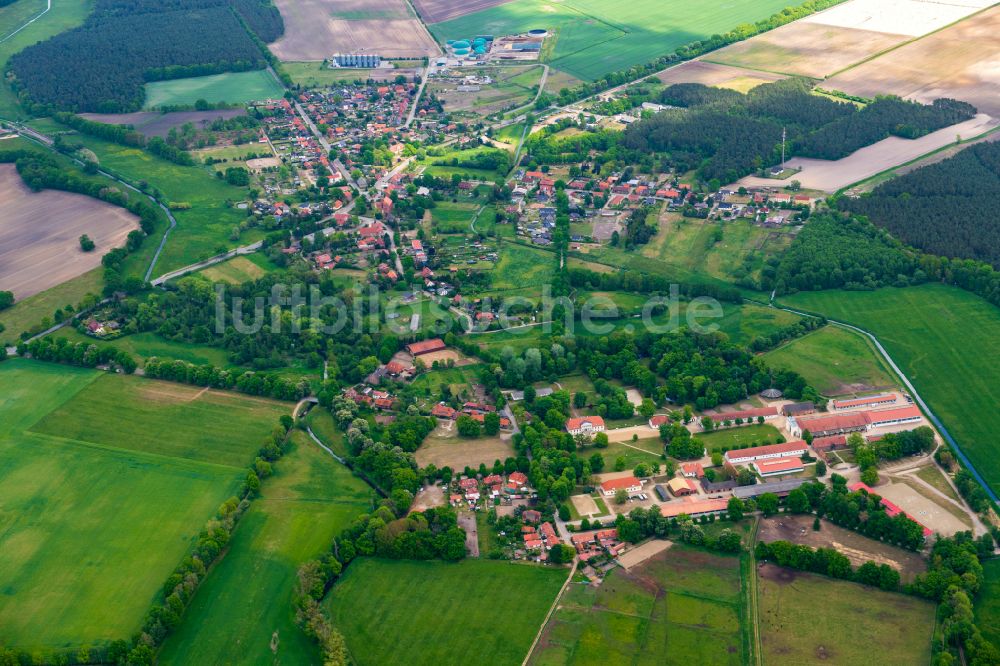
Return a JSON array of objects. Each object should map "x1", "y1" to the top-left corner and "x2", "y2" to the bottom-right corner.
[
  {"x1": 736, "y1": 113, "x2": 998, "y2": 192},
  {"x1": 826, "y1": 6, "x2": 1000, "y2": 117},
  {"x1": 246, "y1": 157, "x2": 281, "y2": 170},
  {"x1": 270, "y1": 0, "x2": 439, "y2": 60},
  {"x1": 875, "y1": 481, "x2": 969, "y2": 536},
  {"x1": 0, "y1": 165, "x2": 139, "y2": 301},
  {"x1": 417, "y1": 348, "x2": 477, "y2": 366},
  {"x1": 570, "y1": 493, "x2": 599, "y2": 517},
  {"x1": 617, "y1": 539, "x2": 672, "y2": 570}
]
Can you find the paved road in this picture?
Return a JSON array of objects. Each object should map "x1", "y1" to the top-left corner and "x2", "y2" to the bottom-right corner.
[
  {"x1": 770, "y1": 301, "x2": 999, "y2": 505},
  {"x1": 404, "y1": 67, "x2": 429, "y2": 128}
]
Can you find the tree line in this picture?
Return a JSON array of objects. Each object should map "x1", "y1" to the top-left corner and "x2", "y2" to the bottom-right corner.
[
  {"x1": 841, "y1": 140, "x2": 1000, "y2": 269},
  {"x1": 8, "y1": 0, "x2": 277, "y2": 113}
]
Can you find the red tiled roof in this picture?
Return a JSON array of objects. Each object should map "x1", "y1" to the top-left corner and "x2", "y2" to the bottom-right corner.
[
  {"x1": 725, "y1": 441, "x2": 807, "y2": 462},
  {"x1": 849, "y1": 483, "x2": 933, "y2": 536},
  {"x1": 566, "y1": 416, "x2": 605, "y2": 431},
  {"x1": 712, "y1": 406, "x2": 778, "y2": 422},
  {"x1": 867, "y1": 405, "x2": 922, "y2": 424},
  {"x1": 407, "y1": 338, "x2": 446, "y2": 355},
  {"x1": 600, "y1": 476, "x2": 641, "y2": 493},
  {"x1": 754, "y1": 456, "x2": 804, "y2": 474},
  {"x1": 660, "y1": 497, "x2": 728, "y2": 519}
]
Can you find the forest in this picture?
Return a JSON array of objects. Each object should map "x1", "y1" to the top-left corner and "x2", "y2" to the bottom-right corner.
[
  {"x1": 622, "y1": 79, "x2": 975, "y2": 183},
  {"x1": 7, "y1": 0, "x2": 282, "y2": 113},
  {"x1": 841, "y1": 141, "x2": 1000, "y2": 268}
]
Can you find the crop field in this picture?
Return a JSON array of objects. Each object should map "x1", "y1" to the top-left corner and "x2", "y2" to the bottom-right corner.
[
  {"x1": 697, "y1": 424, "x2": 783, "y2": 453},
  {"x1": 0, "y1": 361, "x2": 285, "y2": 650},
  {"x1": 758, "y1": 563, "x2": 935, "y2": 663},
  {"x1": 79, "y1": 109, "x2": 248, "y2": 138},
  {"x1": 270, "y1": 0, "x2": 439, "y2": 60},
  {"x1": 976, "y1": 558, "x2": 1000, "y2": 647},
  {"x1": 30, "y1": 372, "x2": 289, "y2": 468},
  {"x1": 708, "y1": 0, "x2": 992, "y2": 79},
  {"x1": 780, "y1": 284, "x2": 1000, "y2": 496},
  {"x1": 531, "y1": 546, "x2": 744, "y2": 665},
  {"x1": 412, "y1": 0, "x2": 514, "y2": 23},
  {"x1": 282, "y1": 61, "x2": 376, "y2": 88},
  {"x1": 655, "y1": 60, "x2": 786, "y2": 90},
  {"x1": 764, "y1": 324, "x2": 897, "y2": 395},
  {"x1": 63, "y1": 132, "x2": 263, "y2": 275},
  {"x1": 326, "y1": 558, "x2": 567, "y2": 665},
  {"x1": 0, "y1": 0, "x2": 90, "y2": 119},
  {"x1": 826, "y1": 5, "x2": 1000, "y2": 117},
  {"x1": 0, "y1": 163, "x2": 138, "y2": 301},
  {"x1": 143, "y1": 70, "x2": 283, "y2": 110},
  {"x1": 430, "y1": 0, "x2": 793, "y2": 81},
  {"x1": 157, "y1": 431, "x2": 371, "y2": 664}
]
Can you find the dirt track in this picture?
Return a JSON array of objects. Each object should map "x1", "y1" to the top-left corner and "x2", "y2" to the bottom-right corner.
[{"x1": 0, "y1": 165, "x2": 138, "y2": 300}]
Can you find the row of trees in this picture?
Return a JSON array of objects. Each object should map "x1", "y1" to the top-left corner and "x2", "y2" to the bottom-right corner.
[
  {"x1": 55, "y1": 113, "x2": 195, "y2": 166},
  {"x1": 756, "y1": 540, "x2": 900, "y2": 590},
  {"x1": 20, "y1": 337, "x2": 137, "y2": 373},
  {"x1": 143, "y1": 357, "x2": 311, "y2": 401}
]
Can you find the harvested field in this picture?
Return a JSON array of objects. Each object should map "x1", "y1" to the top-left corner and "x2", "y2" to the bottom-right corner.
[
  {"x1": 709, "y1": 0, "x2": 993, "y2": 79},
  {"x1": 412, "y1": 0, "x2": 514, "y2": 23},
  {"x1": 79, "y1": 109, "x2": 247, "y2": 138},
  {"x1": 758, "y1": 563, "x2": 935, "y2": 664},
  {"x1": 826, "y1": 5, "x2": 1000, "y2": 117},
  {"x1": 656, "y1": 60, "x2": 786, "y2": 89},
  {"x1": 0, "y1": 164, "x2": 138, "y2": 300},
  {"x1": 270, "y1": 0, "x2": 439, "y2": 60},
  {"x1": 737, "y1": 113, "x2": 999, "y2": 192},
  {"x1": 758, "y1": 515, "x2": 926, "y2": 582},
  {"x1": 415, "y1": 421, "x2": 514, "y2": 470}
]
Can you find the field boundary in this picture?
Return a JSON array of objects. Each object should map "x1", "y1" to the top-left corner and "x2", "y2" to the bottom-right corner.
[
  {"x1": 521, "y1": 560, "x2": 577, "y2": 666},
  {"x1": 0, "y1": 0, "x2": 50, "y2": 45}
]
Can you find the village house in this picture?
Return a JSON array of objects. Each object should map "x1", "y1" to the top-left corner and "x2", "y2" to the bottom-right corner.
[
  {"x1": 565, "y1": 416, "x2": 606, "y2": 436},
  {"x1": 599, "y1": 476, "x2": 643, "y2": 498}
]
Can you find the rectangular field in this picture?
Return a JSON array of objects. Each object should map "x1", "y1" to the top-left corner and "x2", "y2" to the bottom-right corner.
[
  {"x1": 430, "y1": 0, "x2": 794, "y2": 81},
  {"x1": 143, "y1": 70, "x2": 283, "y2": 110},
  {"x1": 156, "y1": 432, "x2": 371, "y2": 664},
  {"x1": 780, "y1": 284, "x2": 1000, "y2": 497},
  {"x1": 30, "y1": 372, "x2": 289, "y2": 468},
  {"x1": 0, "y1": 164, "x2": 138, "y2": 301},
  {"x1": 763, "y1": 324, "x2": 897, "y2": 395},
  {"x1": 531, "y1": 546, "x2": 744, "y2": 665},
  {"x1": 412, "y1": 0, "x2": 515, "y2": 23},
  {"x1": 270, "y1": 0, "x2": 439, "y2": 60},
  {"x1": 0, "y1": 360, "x2": 286, "y2": 650},
  {"x1": 825, "y1": 5, "x2": 1000, "y2": 117},
  {"x1": 325, "y1": 558, "x2": 568, "y2": 666},
  {"x1": 758, "y1": 563, "x2": 935, "y2": 664},
  {"x1": 975, "y1": 558, "x2": 1000, "y2": 647},
  {"x1": 708, "y1": 0, "x2": 993, "y2": 79}
]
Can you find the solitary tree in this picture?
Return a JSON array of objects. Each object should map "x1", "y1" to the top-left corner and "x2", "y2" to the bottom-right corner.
[{"x1": 79, "y1": 234, "x2": 95, "y2": 252}]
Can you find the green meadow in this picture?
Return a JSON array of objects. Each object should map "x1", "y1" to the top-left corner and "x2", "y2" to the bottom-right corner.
[
  {"x1": 0, "y1": 360, "x2": 287, "y2": 651},
  {"x1": 531, "y1": 546, "x2": 744, "y2": 665},
  {"x1": 780, "y1": 284, "x2": 1000, "y2": 495},
  {"x1": 764, "y1": 324, "x2": 898, "y2": 396},
  {"x1": 157, "y1": 431, "x2": 372, "y2": 664},
  {"x1": 143, "y1": 70, "x2": 283, "y2": 110},
  {"x1": 325, "y1": 558, "x2": 567, "y2": 665}
]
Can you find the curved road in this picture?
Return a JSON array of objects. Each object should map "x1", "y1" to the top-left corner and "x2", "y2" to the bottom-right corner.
[{"x1": 770, "y1": 301, "x2": 999, "y2": 505}]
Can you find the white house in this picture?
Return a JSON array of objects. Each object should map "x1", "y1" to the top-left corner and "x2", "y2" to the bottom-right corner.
[{"x1": 566, "y1": 416, "x2": 606, "y2": 436}]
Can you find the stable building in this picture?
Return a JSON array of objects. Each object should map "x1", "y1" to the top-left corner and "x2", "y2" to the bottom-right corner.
[
  {"x1": 788, "y1": 412, "x2": 870, "y2": 438},
  {"x1": 660, "y1": 497, "x2": 729, "y2": 520},
  {"x1": 832, "y1": 393, "x2": 896, "y2": 410},
  {"x1": 724, "y1": 441, "x2": 808, "y2": 465},
  {"x1": 752, "y1": 456, "x2": 805, "y2": 477},
  {"x1": 406, "y1": 338, "x2": 446, "y2": 356},
  {"x1": 867, "y1": 405, "x2": 922, "y2": 430}
]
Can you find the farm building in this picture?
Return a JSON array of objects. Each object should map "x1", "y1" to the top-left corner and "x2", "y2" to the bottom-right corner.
[
  {"x1": 648, "y1": 414, "x2": 670, "y2": 428},
  {"x1": 732, "y1": 477, "x2": 807, "y2": 500},
  {"x1": 724, "y1": 441, "x2": 808, "y2": 465},
  {"x1": 406, "y1": 338, "x2": 446, "y2": 356},
  {"x1": 599, "y1": 476, "x2": 642, "y2": 497},
  {"x1": 667, "y1": 477, "x2": 698, "y2": 496},
  {"x1": 566, "y1": 416, "x2": 605, "y2": 436},
  {"x1": 710, "y1": 406, "x2": 779, "y2": 425},
  {"x1": 681, "y1": 463, "x2": 705, "y2": 478},
  {"x1": 832, "y1": 393, "x2": 896, "y2": 410},
  {"x1": 431, "y1": 403, "x2": 457, "y2": 419},
  {"x1": 782, "y1": 402, "x2": 816, "y2": 417},
  {"x1": 752, "y1": 456, "x2": 805, "y2": 477},
  {"x1": 866, "y1": 406, "x2": 923, "y2": 429},
  {"x1": 333, "y1": 53, "x2": 381, "y2": 68},
  {"x1": 788, "y1": 412, "x2": 870, "y2": 438},
  {"x1": 660, "y1": 497, "x2": 729, "y2": 519}
]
